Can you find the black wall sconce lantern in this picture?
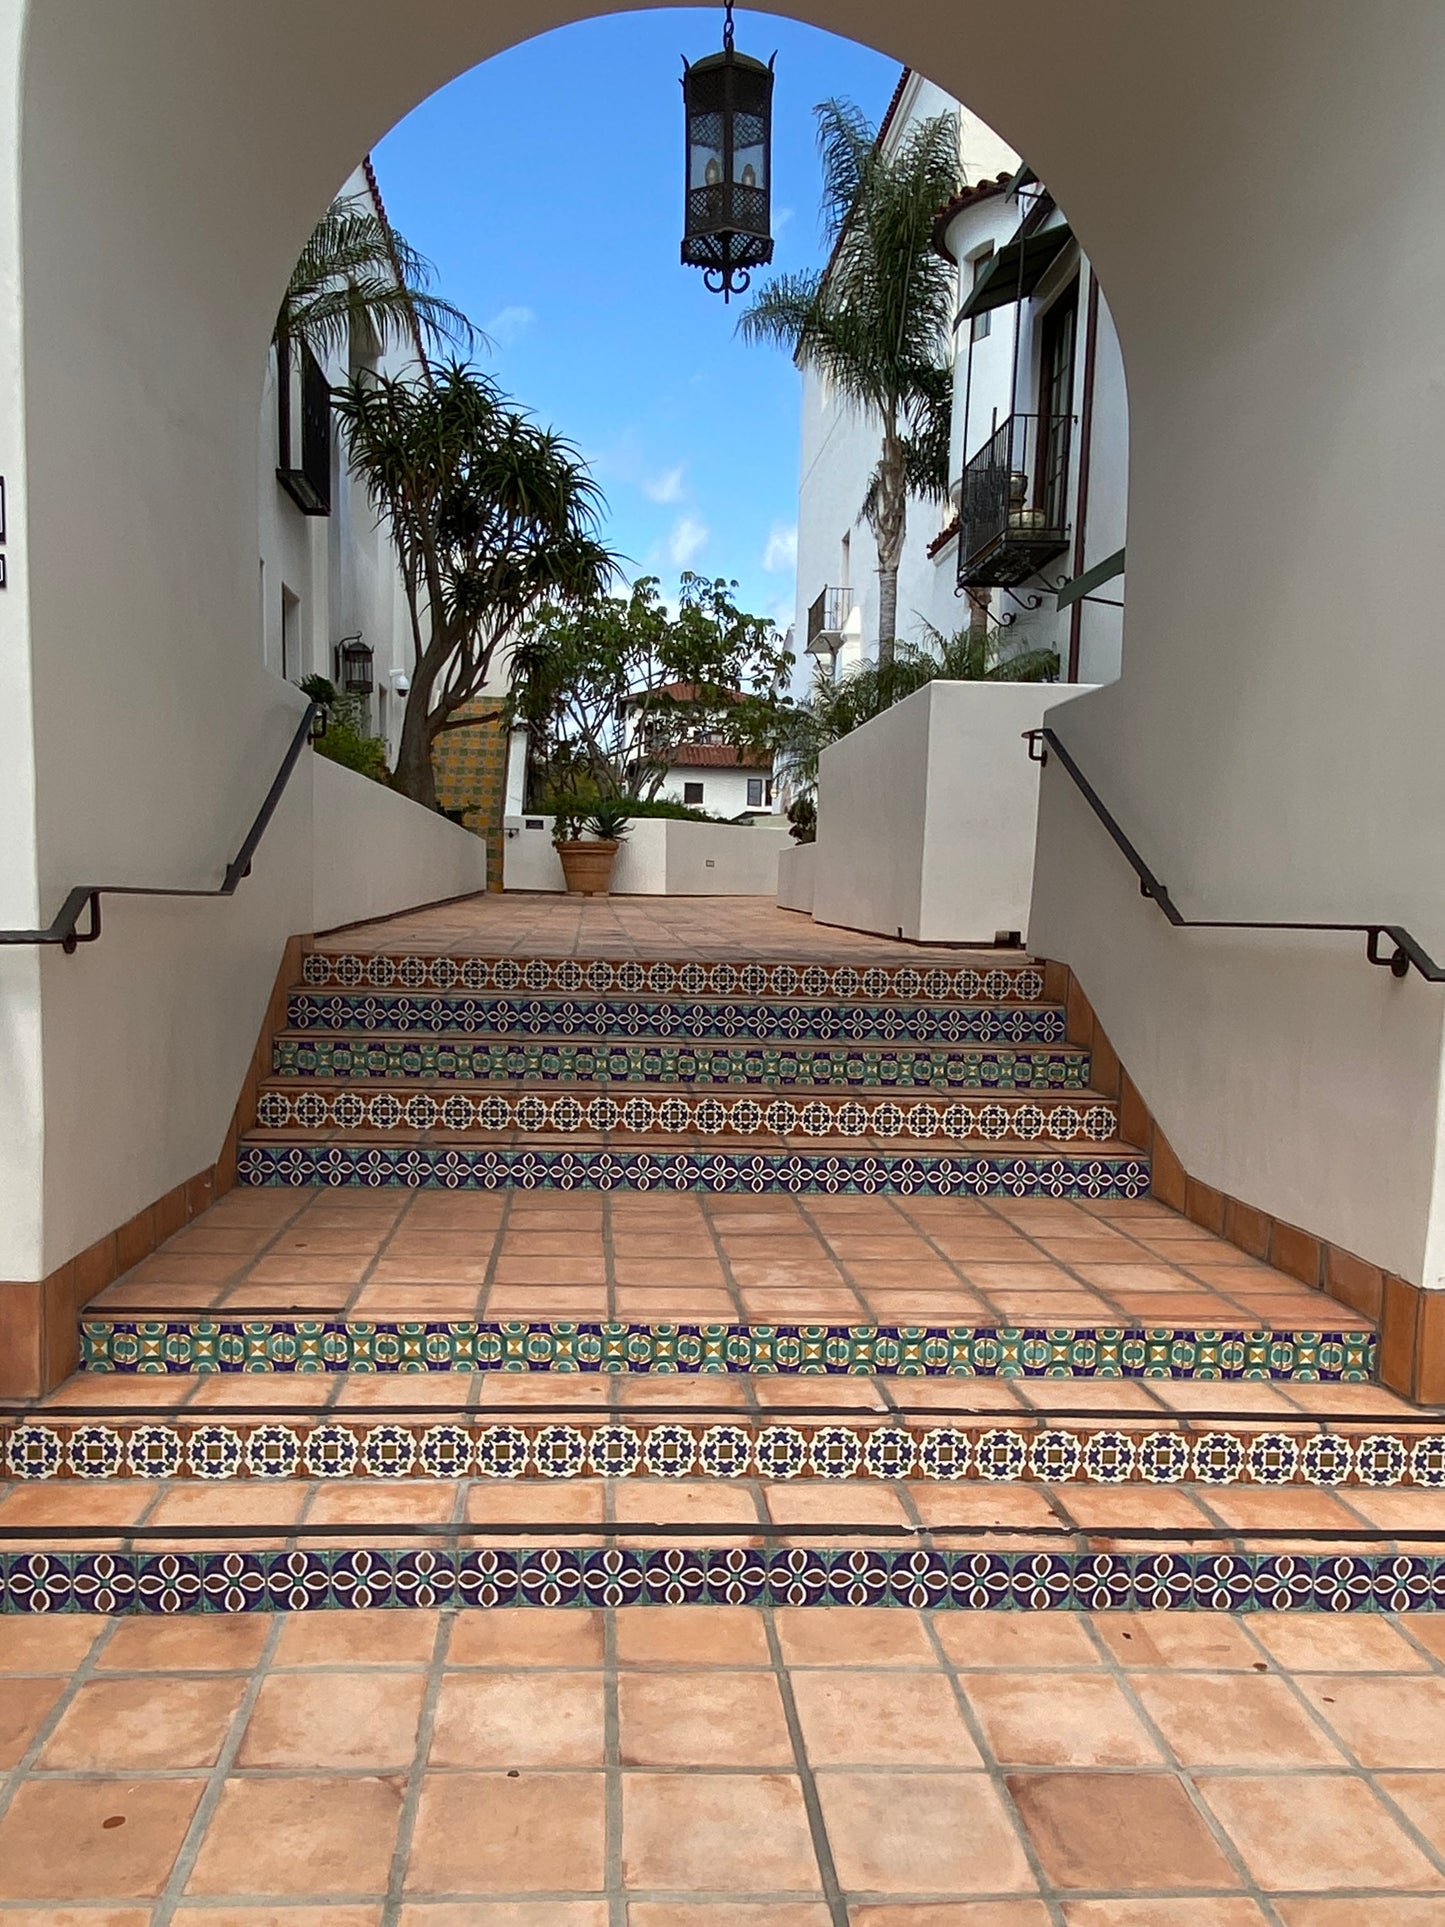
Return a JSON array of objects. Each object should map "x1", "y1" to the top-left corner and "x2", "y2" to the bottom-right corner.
[
  {"x1": 681, "y1": 5, "x2": 775, "y2": 301},
  {"x1": 335, "y1": 633, "x2": 374, "y2": 695}
]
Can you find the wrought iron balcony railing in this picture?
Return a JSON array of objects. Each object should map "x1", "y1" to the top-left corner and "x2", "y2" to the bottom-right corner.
[
  {"x1": 958, "y1": 412, "x2": 1073, "y2": 590},
  {"x1": 806, "y1": 585, "x2": 851, "y2": 653}
]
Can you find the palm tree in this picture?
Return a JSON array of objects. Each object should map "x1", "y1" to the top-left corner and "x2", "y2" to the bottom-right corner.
[
  {"x1": 332, "y1": 362, "x2": 617, "y2": 807},
  {"x1": 275, "y1": 190, "x2": 480, "y2": 363},
  {"x1": 741, "y1": 99, "x2": 960, "y2": 668}
]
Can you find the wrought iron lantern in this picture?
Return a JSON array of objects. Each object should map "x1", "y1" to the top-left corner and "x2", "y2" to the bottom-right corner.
[
  {"x1": 335, "y1": 633, "x2": 374, "y2": 695},
  {"x1": 681, "y1": 5, "x2": 774, "y2": 301}
]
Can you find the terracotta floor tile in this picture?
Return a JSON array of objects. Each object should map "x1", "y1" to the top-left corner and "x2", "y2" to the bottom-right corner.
[
  {"x1": 1009, "y1": 1771, "x2": 1238, "y2": 1891},
  {"x1": 1200, "y1": 1488, "x2": 1363, "y2": 1532},
  {"x1": 179, "y1": 1909, "x2": 384, "y2": 1927},
  {"x1": 37, "y1": 1675, "x2": 244, "y2": 1770},
  {"x1": 1246, "y1": 1611, "x2": 1432, "y2": 1672},
  {"x1": 1293, "y1": 1673, "x2": 1445, "y2": 1767},
  {"x1": 273, "y1": 1608, "x2": 441, "y2": 1667},
  {"x1": 933, "y1": 1612, "x2": 1101, "y2": 1670},
  {"x1": 739, "y1": 1293, "x2": 863, "y2": 1319},
  {"x1": 238, "y1": 1669, "x2": 426, "y2": 1768},
  {"x1": 1335, "y1": 1488, "x2": 1445, "y2": 1532},
  {"x1": 614, "y1": 1605, "x2": 770, "y2": 1667},
  {"x1": 465, "y1": 1482, "x2": 606, "y2": 1526},
  {"x1": 907, "y1": 1485, "x2": 1061, "y2": 1530},
  {"x1": 0, "y1": 1485, "x2": 152, "y2": 1528},
  {"x1": 765, "y1": 1485, "x2": 912, "y2": 1527},
  {"x1": 0, "y1": 1778, "x2": 205, "y2": 1899},
  {"x1": 1062, "y1": 1488, "x2": 1218, "y2": 1531},
  {"x1": 775, "y1": 1607, "x2": 937, "y2": 1667},
  {"x1": 961, "y1": 1672, "x2": 1160, "y2": 1767},
  {"x1": 817, "y1": 1772, "x2": 1034, "y2": 1894},
  {"x1": 447, "y1": 1607, "x2": 606, "y2": 1668},
  {"x1": 622, "y1": 1771, "x2": 817, "y2": 1892},
  {"x1": 1201, "y1": 1773, "x2": 1444, "y2": 1891},
  {"x1": 1272, "y1": 1903, "x2": 1445, "y2": 1926},
  {"x1": 0, "y1": 1614, "x2": 105, "y2": 1671},
  {"x1": 1090, "y1": 1612, "x2": 1265, "y2": 1671},
  {"x1": 614, "y1": 1260, "x2": 726, "y2": 1285},
  {"x1": 145, "y1": 1485, "x2": 310, "y2": 1529},
  {"x1": 213, "y1": 1283, "x2": 352, "y2": 1311},
  {"x1": 979, "y1": 1297, "x2": 1118, "y2": 1322},
  {"x1": 958, "y1": 1264, "x2": 1092, "y2": 1292},
  {"x1": 305, "y1": 1484, "x2": 458, "y2": 1526},
  {"x1": 397, "y1": 1906, "x2": 606, "y2": 1927},
  {"x1": 619, "y1": 1670, "x2": 793, "y2": 1766},
  {"x1": 187, "y1": 1776, "x2": 403, "y2": 1897},
  {"x1": 1134, "y1": 1672, "x2": 1345, "y2": 1766},
  {"x1": 611, "y1": 1481, "x2": 760, "y2": 1526},
  {"x1": 851, "y1": 1906, "x2": 1053, "y2": 1927},
  {"x1": 1013, "y1": 1379, "x2": 1160, "y2": 1411},
  {"x1": 750, "y1": 1378, "x2": 889, "y2": 1408},
  {"x1": 246, "y1": 1255, "x2": 372, "y2": 1285},
  {"x1": 406, "y1": 1771, "x2": 606, "y2": 1893},
  {"x1": 791, "y1": 1669, "x2": 981, "y2": 1766},
  {"x1": 0, "y1": 1675, "x2": 64, "y2": 1767},
  {"x1": 429, "y1": 1669, "x2": 605, "y2": 1767},
  {"x1": 628, "y1": 1907, "x2": 830, "y2": 1926},
  {"x1": 613, "y1": 1292, "x2": 737, "y2": 1318},
  {"x1": 1061, "y1": 1905, "x2": 1270, "y2": 1925},
  {"x1": 1145, "y1": 1380, "x2": 1299, "y2": 1412}
]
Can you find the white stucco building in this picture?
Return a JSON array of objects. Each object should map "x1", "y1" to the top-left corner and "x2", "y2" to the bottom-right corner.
[{"x1": 793, "y1": 70, "x2": 1128, "y2": 687}]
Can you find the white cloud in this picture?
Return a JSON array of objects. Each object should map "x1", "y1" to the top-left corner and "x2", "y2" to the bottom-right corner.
[
  {"x1": 643, "y1": 463, "x2": 687, "y2": 504},
  {"x1": 773, "y1": 205, "x2": 796, "y2": 235},
  {"x1": 486, "y1": 304, "x2": 535, "y2": 347},
  {"x1": 763, "y1": 522, "x2": 798, "y2": 573},
  {"x1": 667, "y1": 516, "x2": 709, "y2": 569}
]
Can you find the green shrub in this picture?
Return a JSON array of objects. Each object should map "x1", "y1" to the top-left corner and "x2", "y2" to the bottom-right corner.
[{"x1": 299, "y1": 676, "x2": 390, "y2": 784}]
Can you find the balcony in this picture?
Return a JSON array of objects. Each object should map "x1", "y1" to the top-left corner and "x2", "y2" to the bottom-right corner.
[
  {"x1": 277, "y1": 340, "x2": 332, "y2": 516},
  {"x1": 957, "y1": 412, "x2": 1072, "y2": 590},
  {"x1": 806, "y1": 585, "x2": 851, "y2": 655}
]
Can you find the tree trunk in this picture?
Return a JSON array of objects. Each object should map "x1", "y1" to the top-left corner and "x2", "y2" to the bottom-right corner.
[
  {"x1": 393, "y1": 678, "x2": 438, "y2": 809},
  {"x1": 872, "y1": 427, "x2": 907, "y2": 670}
]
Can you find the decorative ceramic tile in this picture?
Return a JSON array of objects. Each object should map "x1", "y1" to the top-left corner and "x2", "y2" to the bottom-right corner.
[
  {"x1": 286, "y1": 992, "x2": 1069, "y2": 1048},
  {"x1": 252, "y1": 1085, "x2": 1121, "y2": 1145},
  {"x1": 236, "y1": 1143, "x2": 1147, "y2": 1196},
  {"x1": 77, "y1": 1318, "x2": 1375, "y2": 1379},
  {"x1": 2, "y1": 1548, "x2": 1441, "y2": 1615},
  {"x1": 270, "y1": 1036, "x2": 1093, "y2": 1092},
  {"x1": 302, "y1": 953, "x2": 1049, "y2": 1004},
  {"x1": 2, "y1": 1416, "x2": 1423, "y2": 1486}
]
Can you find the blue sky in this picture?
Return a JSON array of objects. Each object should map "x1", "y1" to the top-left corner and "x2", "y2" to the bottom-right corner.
[{"x1": 374, "y1": 9, "x2": 897, "y2": 640}]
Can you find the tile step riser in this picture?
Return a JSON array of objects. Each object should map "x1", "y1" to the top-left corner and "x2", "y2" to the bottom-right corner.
[
  {"x1": 286, "y1": 995, "x2": 1070, "y2": 1048},
  {"x1": 301, "y1": 956, "x2": 1050, "y2": 1003},
  {"x1": 250, "y1": 1086, "x2": 1122, "y2": 1147},
  {"x1": 2, "y1": 1549, "x2": 1439, "y2": 1613},
  {"x1": 271, "y1": 1040, "x2": 1094, "y2": 1091},
  {"x1": 5, "y1": 1417, "x2": 1430, "y2": 1487},
  {"x1": 235, "y1": 1144, "x2": 1148, "y2": 1195},
  {"x1": 77, "y1": 1321, "x2": 1373, "y2": 1380}
]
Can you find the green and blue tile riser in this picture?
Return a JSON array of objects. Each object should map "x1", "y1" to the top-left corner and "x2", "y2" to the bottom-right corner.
[
  {"x1": 286, "y1": 992, "x2": 1069, "y2": 1047},
  {"x1": 270, "y1": 1036, "x2": 1094, "y2": 1091},
  {"x1": 301, "y1": 952, "x2": 1049, "y2": 1003},
  {"x1": 4, "y1": 1414, "x2": 1429, "y2": 1486},
  {"x1": 3, "y1": 1548, "x2": 1444, "y2": 1614},
  {"x1": 236, "y1": 1144, "x2": 1147, "y2": 1194},
  {"x1": 78, "y1": 1318, "x2": 1376, "y2": 1379},
  {"x1": 252, "y1": 1087, "x2": 1121, "y2": 1145}
]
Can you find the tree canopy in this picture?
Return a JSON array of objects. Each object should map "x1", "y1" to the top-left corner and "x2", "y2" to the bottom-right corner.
[
  {"x1": 507, "y1": 573, "x2": 793, "y2": 806},
  {"x1": 332, "y1": 361, "x2": 617, "y2": 807}
]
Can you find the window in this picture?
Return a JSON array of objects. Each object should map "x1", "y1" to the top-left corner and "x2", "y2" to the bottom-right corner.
[
  {"x1": 970, "y1": 247, "x2": 995, "y2": 341},
  {"x1": 280, "y1": 586, "x2": 301, "y2": 682},
  {"x1": 746, "y1": 778, "x2": 764, "y2": 808},
  {"x1": 276, "y1": 338, "x2": 332, "y2": 516},
  {"x1": 683, "y1": 782, "x2": 704, "y2": 805}
]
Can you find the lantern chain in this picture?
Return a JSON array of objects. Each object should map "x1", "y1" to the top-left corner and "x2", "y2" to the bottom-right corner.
[{"x1": 723, "y1": 3, "x2": 735, "y2": 50}]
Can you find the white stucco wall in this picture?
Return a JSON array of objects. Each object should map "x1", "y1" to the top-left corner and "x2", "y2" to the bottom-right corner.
[
  {"x1": 311, "y1": 753, "x2": 486, "y2": 931},
  {"x1": 811, "y1": 680, "x2": 1092, "y2": 943},
  {"x1": 9, "y1": 0, "x2": 1445, "y2": 1296},
  {"x1": 777, "y1": 842, "x2": 816, "y2": 915},
  {"x1": 503, "y1": 815, "x2": 791, "y2": 896},
  {"x1": 658, "y1": 764, "x2": 775, "y2": 818}
]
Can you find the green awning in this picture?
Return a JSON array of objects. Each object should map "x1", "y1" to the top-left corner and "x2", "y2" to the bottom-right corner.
[
  {"x1": 960, "y1": 224, "x2": 1073, "y2": 319},
  {"x1": 1055, "y1": 547, "x2": 1125, "y2": 611}
]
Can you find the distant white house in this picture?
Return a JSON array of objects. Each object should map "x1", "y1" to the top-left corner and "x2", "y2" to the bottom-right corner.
[
  {"x1": 624, "y1": 681, "x2": 778, "y2": 817},
  {"x1": 793, "y1": 69, "x2": 1128, "y2": 688}
]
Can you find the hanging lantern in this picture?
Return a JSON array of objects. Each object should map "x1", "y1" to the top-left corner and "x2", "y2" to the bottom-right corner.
[
  {"x1": 335, "y1": 633, "x2": 374, "y2": 695},
  {"x1": 681, "y1": 5, "x2": 775, "y2": 301}
]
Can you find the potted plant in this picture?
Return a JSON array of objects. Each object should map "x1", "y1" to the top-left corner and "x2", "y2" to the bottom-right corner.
[{"x1": 550, "y1": 795, "x2": 631, "y2": 895}]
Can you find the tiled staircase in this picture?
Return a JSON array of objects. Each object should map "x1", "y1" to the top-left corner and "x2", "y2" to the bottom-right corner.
[
  {"x1": 241, "y1": 946, "x2": 1147, "y2": 1198},
  {"x1": 3, "y1": 903, "x2": 1439, "y2": 1619}
]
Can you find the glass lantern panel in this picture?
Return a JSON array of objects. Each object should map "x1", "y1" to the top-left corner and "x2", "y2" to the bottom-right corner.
[{"x1": 732, "y1": 137, "x2": 766, "y2": 190}]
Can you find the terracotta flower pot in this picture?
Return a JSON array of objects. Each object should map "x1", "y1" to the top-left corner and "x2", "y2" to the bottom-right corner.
[{"x1": 555, "y1": 838, "x2": 620, "y2": 895}]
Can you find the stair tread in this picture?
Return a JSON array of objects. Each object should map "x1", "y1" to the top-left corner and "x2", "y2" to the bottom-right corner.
[
  {"x1": 240, "y1": 1126, "x2": 1143, "y2": 1153},
  {"x1": 257, "y1": 1077, "x2": 1119, "y2": 1103}
]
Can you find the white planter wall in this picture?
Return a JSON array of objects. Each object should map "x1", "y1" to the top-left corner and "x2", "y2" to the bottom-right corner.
[
  {"x1": 808, "y1": 681, "x2": 1093, "y2": 944},
  {"x1": 311, "y1": 752, "x2": 487, "y2": 932},
  {"x1": 777, "y1": 843, "x2": 816, "y2": 915},
  {"x1": 504, "y1": 815, "x2": 792, "y2": 897}
]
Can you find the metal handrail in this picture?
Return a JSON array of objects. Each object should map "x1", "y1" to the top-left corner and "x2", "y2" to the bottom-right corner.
[
  {"x1": 0, "y1": 702, "x2": 321, "y2": 954},
  {"x1": 1025, "y1": 724, "x2": 1445, "y2": 983}
]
